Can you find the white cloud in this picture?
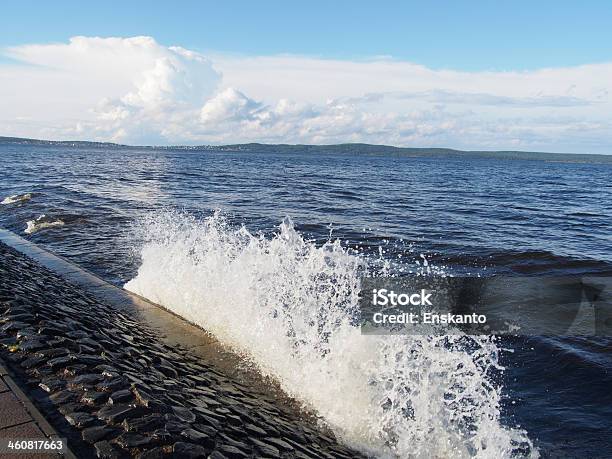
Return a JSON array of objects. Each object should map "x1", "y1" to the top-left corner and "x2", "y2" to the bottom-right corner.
[{"x1": 1, "y1": 36, "x2": 612, "y2": 153}]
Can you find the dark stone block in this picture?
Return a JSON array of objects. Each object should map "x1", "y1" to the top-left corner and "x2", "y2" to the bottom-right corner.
[
  {"x1": 218, "y1": 444, "x2": 249, "y2": 459},
  {"x1": 21, "y1": 355, "x2": 46, "y2": 369},
  {"x1": 132, "y1": 384, "x2": 159, "y2": 407},
  {"x1": 225, "y1": 415, "x2": 242, "y2": 427},
  {"x1": 81, "y1": 391, "x2": 109, "y2": 405},
  {"x1": 59, "y1": 402, "x2": 88, "y2": 415},
  {"x1": 243, "y1": 423, "x2": 266, "y2": 437},
  {"x1": 39, "y1": 378, "x2": 66, "y2": 393},
  {"x1": 65, "y1": 411, "x2": 97, "y2": 428},
  {"x1": 193, "y1": 424, "x2": 217, "y2": 438},
  {"x1": 49, "y1": 389, "x2": 77, "y2": 405},
  {"x1": 122, "y1": 413, "x2": 164, "y2": 432},
  {"x1": 172, "y1": 442, "x2": 211, "y2": 458},
  {"x1": 207, "y1": 452, "x2": 229, "y2": 459},
  {"x1": 97, "y1": 377, "x2": 128, "y2": 393},
  {"x1": 82, "y1": 425, "x2": 119, "y2": 444},
  {"x1": 136, "y1": 446, "x2": 165, "y2": 459},
  {"x1": 180, "y1": 428, "x2": 216, "y2": 449},
  {"x1": 97, "y1": 404, "x2": 147, "y2": 424},
  {"x1": 94, "y1": 440, "x2": 121, "y2": 459},
  {"x1": 217, "y1": 435, "x2": 248, "y2": 452},
  {"x1": 164, "y1": 419, "x2": 189, "y2": 435},
  {"x1": 151, "y1": 428, "x2": 172, "y2": 445},
  {"x1": 109, "y1": 389, "x2": 132, "y2": 404},
  {"x1": 250, "y1": 438, "x2": 280, "y2": 458},
  {"x1": 157, "y1": 364, "x2": 178, "y2": 378},
  {"x1": 19, "y1": 339, "x2": 46, "y2": 351},
  {"x1": 75, "y1": 354, "x2": 106, "y2": 365},
  {"x1": 72, "y1": 373, "x2": 103, "y2": 386},
  {"x1": 194, "y1": 414, "x2": 221, "y2": 431},
  {"x1": 172, "y1": 406, "x2": 196, "y2": 423},
  {"x1": 47, "y1": 355, "x2": 73, "y2": 370},
  {"x1": 265, "y1": 437, "x2": 294, "y2": 452},
  {"x1": 0, "y1": 320, "x2": 29, "y2": 333},
  {"x1": 116, "y1": 432, "x2": 154, "y2": 448}
]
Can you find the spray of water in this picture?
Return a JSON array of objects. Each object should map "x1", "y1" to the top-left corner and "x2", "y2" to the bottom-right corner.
[{"x1": 125, "y1": 211, "x2": 536, "y2": 458}]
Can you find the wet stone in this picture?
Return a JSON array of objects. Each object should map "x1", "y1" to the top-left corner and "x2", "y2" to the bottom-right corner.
[
  {"x1": 21, "y1": 355, "x2": 46, "y2": 369},
  {"x1": 151, "y1": 428, "x2": 172, "y2": 445},
  {"x1": 109, "y1": 389, "x2": 132, "y2": 404},
  {"x1": 49, "y1": 389, "x2": 77, "y2": 405},
  {"x1": 157, "y1": 364, "x2": 178, "y2": 378},
  {"x1": 132, "y1": 385, "x2": 159, "y2": 408},
  {"x1": 265, "y1": 437, "x2": 294, "y2": 452},
  {"x1": 0, "y1": 320, "x2": 29, "y2": 333},
  {"x1": 244, "y1": 423, "x2": 267, "y2": 437},
  {"x1": 164, "y1": 419, "x2": 189, "y2": 435},
  {"x1": 94, "y1": 440, "x2": 121, "y2": 459},
  {"x1": 47, "y1": 355, "x2": 73, "y2": 370},
  {"x1": 71, "y1": 373, "x2": 103, "y2": 386},
  {"x1": 218, "y1": 444, "x2": 249, "y2": 458},
  {"x1": 122, "y1": 413, "x2": 164, "y2": 433},
  {"x1": 137, "y1": 447, "x2": 165, "y2": 459},
  {"x1": 116, "y1": 432, "x2": 154, "y2": 448},
  {"x1": 0, "y1": 336, "x2": 18, "y2": 346},
  {"x1": 172, "y1": 406, "x2": 196, "y2": 423},
  {"x1": 97, "y1": 404, "x2": 146, "y2": 424},
  {"x1": 39, "y1": 377, "x2": 66, "y2": 393},
  {"x1": 75, "y1": 354, "x2": 106, "y2": 365},
  {"x1": 19, "y1": 339, "x2": 46, "y2": 351},
  {"x1": 81, "y1": 391, "x2": 108, "y2": 405},
  {"x1": 193, "y1": 424, "x2": 217, "y2": 438},
  {"x1": 172, "y1": 442, "x2": 211, "y2": 458},
  {"x1": 65, "y1": 411, "x2": 97, "y2": 428},
  {"x1": 37, "y1": 347, "x2": 69, "y2": 359},
  {"x1": 64, "y1": 364, "x2": 88, "y2": 376},
  {"x1": 82, "y1": 425, "x2": 120, "y2": 444},
  {"x1": 181, "y1": 428, "x2": 216, "y2": 448},
  {"x1": 97, "y1": 377, "x2": 128, "y2": 393},
  {"x1": 226, "y1": 415, "x2": 243, "y2": 427},
  {"x1": 195, "y1": 414, "x2": 222, "y2": 432},
  {"x1": 217, "y1": 434, "x2": 249, "y2": 452},
  {"x1": 208, "y1": 452, "x2": 229, "y2": 459}
]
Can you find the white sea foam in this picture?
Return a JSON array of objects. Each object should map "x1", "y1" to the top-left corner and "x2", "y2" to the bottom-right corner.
[
  {"x1": 2, "y1": 193, "x2": 32, "y2": 204},
  {"x1": 125, "y1": 211, "x2": 537, "y2": 458},
  {"x1": 24, "y1": 214, "x2": 65, "y2": 234}
]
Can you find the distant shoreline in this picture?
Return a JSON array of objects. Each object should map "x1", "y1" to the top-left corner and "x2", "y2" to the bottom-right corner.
[{"x1": 1, "y1": 135, "x2": 611, "y2": 164}]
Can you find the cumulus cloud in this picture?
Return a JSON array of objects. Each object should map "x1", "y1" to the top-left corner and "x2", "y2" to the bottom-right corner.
[
  {"x1": 1, "y1": 36, "x2": 220, "y2": 143},
  {"x1": 1, "y1": 36, "x2": 612, "y2": 152}
]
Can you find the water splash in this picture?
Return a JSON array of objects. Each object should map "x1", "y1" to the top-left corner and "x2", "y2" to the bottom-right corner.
[
  {"x1": 125, "y1": 211, "x2": 536, "y2": 458},
  {"x1": 24, "y1": 214, "x2": 65, "y2": 234},
  {"x1": 2, "y1": 192, "x2": 32, "y2": 204}
]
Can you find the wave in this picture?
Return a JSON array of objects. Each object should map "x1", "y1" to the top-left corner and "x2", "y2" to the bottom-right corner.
[
  {"x1": 24, "y1": 214, "x2": 65, "y2": 234},
  {"x1": 125, "y1": 211, "x2": 536, "y2": 458},
  {"x1": 2, "y1": 192, "x2": 32, "y2": 204}
]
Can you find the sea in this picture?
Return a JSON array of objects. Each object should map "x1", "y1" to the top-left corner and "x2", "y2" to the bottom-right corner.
[{"x1": 1, "y1": 142, "x2": 611, "y2": 458}]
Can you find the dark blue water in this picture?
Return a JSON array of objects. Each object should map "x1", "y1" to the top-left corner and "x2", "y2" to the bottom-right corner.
[{"x1": 1, "y1": 143, "x2": 611, "y2": 457}]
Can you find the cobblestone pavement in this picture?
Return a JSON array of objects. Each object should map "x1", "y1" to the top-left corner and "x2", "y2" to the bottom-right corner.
[{"x1": 0, "y1": 242, "x2": 365, "y2": 458}]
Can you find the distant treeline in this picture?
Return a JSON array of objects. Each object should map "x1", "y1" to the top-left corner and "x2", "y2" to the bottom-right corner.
[{"x1": 1, "y1": 136, "x2": 610, "y2": 164}]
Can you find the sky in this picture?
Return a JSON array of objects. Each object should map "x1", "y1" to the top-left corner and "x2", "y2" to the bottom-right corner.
[{"x1": 1, "y1": 1, "x2": 611, "y2": 153}]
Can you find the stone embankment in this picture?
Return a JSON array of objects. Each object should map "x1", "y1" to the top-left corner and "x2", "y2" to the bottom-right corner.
[{"x1": 0, "y1": 241, "x2": 364, "y2": 459}]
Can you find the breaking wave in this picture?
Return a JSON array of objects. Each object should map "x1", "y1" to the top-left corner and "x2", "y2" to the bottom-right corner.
[
  {"x1": 2, "y1": 192, "x2": 32, "y2": 204},
  {"x1": 24, "y1": 214, "x2": 65, "y2": 234},
  {"x1": 125, "y1": 211, "x2": 537, "y2": 458}
]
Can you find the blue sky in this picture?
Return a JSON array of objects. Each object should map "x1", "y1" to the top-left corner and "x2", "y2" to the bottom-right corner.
[
  {"x1": 3, "y1": 0, "x2": 611, "y2": 71},
  {"x1": 1, "y1": 1, "x2": 612, "y2": 152}
]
